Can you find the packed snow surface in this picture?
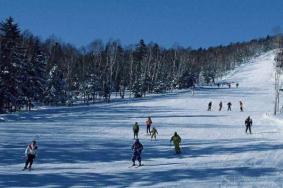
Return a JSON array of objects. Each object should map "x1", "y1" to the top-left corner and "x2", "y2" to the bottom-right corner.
[{"x1": 1, "y1": 50, "x2": 283, "y2": 188}]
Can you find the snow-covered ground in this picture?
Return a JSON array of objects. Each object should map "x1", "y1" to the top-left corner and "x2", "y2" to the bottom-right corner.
[{"x1": 1, "y1": 50, "x2": 283, "y2": 188}]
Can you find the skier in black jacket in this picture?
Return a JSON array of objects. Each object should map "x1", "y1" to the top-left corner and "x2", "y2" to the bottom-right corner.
[
  {"x1": 131, "y1": 139, "x2": 143, "y2": 166},
  {"x1": 208, "y1": 101, "x2": 212, "y2": 111},
  {"x1": 245, "y1": 116, "x2": 253, "y2": 134},
  {"x1": 227, "y1": 102, "x2": 232, "y2": 111}
]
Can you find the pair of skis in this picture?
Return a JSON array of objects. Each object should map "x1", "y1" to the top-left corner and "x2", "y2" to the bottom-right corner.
[
  {"x1": 22, "y1": 167, "x2": 32, "y2": 171},
  {"x1": 128, "y1": 164, "x2": 144, "y2": 168}
]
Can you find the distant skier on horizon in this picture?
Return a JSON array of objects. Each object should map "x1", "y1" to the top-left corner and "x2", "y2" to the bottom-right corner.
[
  {"x1": 131, "y1": 139, "x2": 143, "y2": 166},
  {"x1": 227, "y1": 102, "x2": 232, "y2": 111},
  {"x1": 245, "y1": 116, "x2": 253, "y2": 134},
  {"x1": 23, "y1": 140, "x2": 38, "y2": 171},
  {"x1": 133, "y1": 122, "x2": 140, "y2": 139},
  {"x1": 219, "y1": 101, "x2": 223, "y2": 111},
  {"x1": 208, "y1": 101, "x2": 212, "y2": 111},
  {"x1": 170, "y1": 132, "x2": 182, "y2": 154},
  {"x1": 236, "y1": 83, "x2": 239, "y2": 88}
]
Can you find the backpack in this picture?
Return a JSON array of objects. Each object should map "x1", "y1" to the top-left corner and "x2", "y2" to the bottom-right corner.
[{"x1": 133, "y1": 124, "x2": 139, "y2": 132}]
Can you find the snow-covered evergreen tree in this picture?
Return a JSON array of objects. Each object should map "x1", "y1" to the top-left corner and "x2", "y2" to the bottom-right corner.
[
  {"x1": 88, "y1": 73, "x2": 102, "y2": 101},
  {"x1": 153, "y1": 81, "x2": 167, "y2": 93},
  {"x1": 44, "y1": 65, "x2": 69, "y2": 105},
  {"x1": 132, "y1": 78, "x2": 143, "y2": 98},
  {"x1": 0, "y1": 17, "x2": 28, "y2": 111},
  {"x1": 26, "y1": 39, "x2": 47, "y2": 102}
]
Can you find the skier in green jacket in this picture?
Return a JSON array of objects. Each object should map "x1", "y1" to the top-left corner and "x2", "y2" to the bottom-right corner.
[
  {"x1": 170, "y1": 132, "x2": 182, "y2": 154},
  {"x1": 150, "y1": 127, "x2": 158, "y2": 140},
  {"x1": 133, "y1": 122, "x2": 139, "y2": 139}
]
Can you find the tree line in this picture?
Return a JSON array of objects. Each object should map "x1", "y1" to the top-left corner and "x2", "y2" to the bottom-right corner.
[{"x1": 0, "y1": 17, "x2": 278, "y2": 113}]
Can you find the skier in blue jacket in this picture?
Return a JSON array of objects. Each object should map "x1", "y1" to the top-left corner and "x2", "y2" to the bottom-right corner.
[{"x1": 131, "y1": 139, "x2": 143, "y2": 166}]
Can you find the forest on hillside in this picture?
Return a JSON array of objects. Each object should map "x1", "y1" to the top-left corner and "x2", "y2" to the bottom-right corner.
[{"x1": 0, "y1": 17, "x2": 278, "y2": 113}]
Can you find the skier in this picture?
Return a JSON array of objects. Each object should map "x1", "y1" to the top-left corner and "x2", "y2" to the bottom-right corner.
[
  {"x1": 23, "y1": 140, "x2": 38, "y2": 170},
  {"x1": 228, "y1": 83, "x2": 231, "y2": 88},
  {"x1": 170, "y1": 132, "x2": 182, "y2": 154},
  {"x1": 219, "y1": 101, "x2": 223, "y2": 111},
  {"x1": 217, "y1": 83, "x2": 220, "y2": 88},
  {"x1": 227, "y1": 102, "x2": 232, "y2": 111},
  {"x1": 133, "y1": 122, "x2": 139, "y2": 139},
  {"x1": 236, "y1": 83, "x2": 239, "y2": 88},
  {"x1": 146, "y1": 116, "x2": 152, "y2": 135},
  {"x1": 131, "y1": 139, "x2": 143, "y2": 166},
  {"x1": 245, "y1": 116, "x2": 253, "y2": 134},
  {"x1": 208, "y1": 101, "x2": 212, "y2": 111},
  {"x1": 150, "y1": 127, "x2": 158, "y2": 140},
  {"x1": 239, "y1": 101, "x2": 244, "y2": 112}
]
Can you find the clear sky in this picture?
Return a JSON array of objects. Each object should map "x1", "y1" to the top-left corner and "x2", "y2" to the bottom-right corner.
[{"x1": 0, "y1": 0, "x2": 283, "y2": 49}]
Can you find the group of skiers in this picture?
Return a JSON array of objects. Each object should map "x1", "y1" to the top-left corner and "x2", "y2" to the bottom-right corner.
[
  {"x1": 23, "y1": 114, "x2": 251, "y2": 169},
  {"x1": 22, "y1": 116, "x2": 173, "y2": 169},
  {"x1": 21, "y1": 97, "x2": 252, "y2": 169},
  {"x1": 131, "y1": 116, "x2": 182, "y2": 166},
  {"x1": 216, "y1": 82, "x2": 239, "y2": 88},
  {"x1": 208, "y1": 101, "x2": 244, "y2": 112},
  {"x1": 133, "y1": 117, "x2": 158, "y2": 141},
  {"x1": 22, "y1": 113, "x2": 252, "y2": 170},
  {"x1": 132, "y1": 117, "x2": 155, "y2": 166},
  {"x1": 208, "y1": 100, "x2": 253, "y2": 134}
]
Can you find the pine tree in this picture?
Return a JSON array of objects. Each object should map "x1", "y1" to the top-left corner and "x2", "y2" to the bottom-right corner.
[
  {"x1": 132, "y1": 76, "x2": 144, "y2": 98},
  {"x1": 44, "y1": 65, "x2": 68, "y2": 105},
  {"x1": 88, "y1": 73, "x2": 102, "y2": 102},
  {"x1": 28, "y1": 39, "x2": 47, "y2": 102},
  {"x1": 132, "y1": 39, "x2": 148, "y2": 97},
  {"x1": 0, "y1": 17, "x2": 28, "y2": 112}
]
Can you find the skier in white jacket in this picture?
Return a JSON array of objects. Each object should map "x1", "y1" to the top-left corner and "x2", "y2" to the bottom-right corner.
[{"x1": 23, "y1": 140, "x2": 38, "y2": 170}]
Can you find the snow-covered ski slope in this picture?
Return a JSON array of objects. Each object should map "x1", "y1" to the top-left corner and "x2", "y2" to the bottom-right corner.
[{"x1": 1, "y1": 50, "x2": 283, "y2": 188}]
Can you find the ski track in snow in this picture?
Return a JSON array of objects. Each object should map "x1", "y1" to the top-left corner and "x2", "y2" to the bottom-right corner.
[{"x1": 1, "y1": 50, "x2": 283, "y2": 188}]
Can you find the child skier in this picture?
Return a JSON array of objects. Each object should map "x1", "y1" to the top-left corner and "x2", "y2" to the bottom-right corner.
[
  {"x1": 146, "y1": 116, "x2": 152, "y2": 135},
  {"x1": 133, "y1": 122, "x2": 140, "y2": 139},
  {"x1": 245, "y1": 116, "x2": 253, "y2": 134},
  {"x1": 23, "y1": 140, "x2": 38, "y2": 170},
  {"x1": 150, "y1": 127, "x2": 158, "y2": 140},
  {"x1": 131, "y1": 139, "x2": 143, "y2": 166},
  {"x1": 170, "y1": 132, "x2": 182, "y2": 154}
]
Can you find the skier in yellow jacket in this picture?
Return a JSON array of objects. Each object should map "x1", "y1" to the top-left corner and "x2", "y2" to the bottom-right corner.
[
  {"x1": 170, "y1": 132, "x2": 182, "y2": 154},
  {"x1": 150, "y1": 127, "x2": 158, "y2": 140}
]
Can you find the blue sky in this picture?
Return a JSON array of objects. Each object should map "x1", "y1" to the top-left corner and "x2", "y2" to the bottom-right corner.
[{"x1": 0, "y1": 0, "x2": 283, "y2": 48}]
